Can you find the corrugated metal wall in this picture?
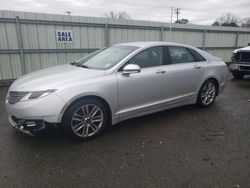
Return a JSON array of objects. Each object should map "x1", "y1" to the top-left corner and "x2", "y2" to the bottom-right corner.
[{"x1": 1, "y1": 10, "x2": 250, "y2": 82}]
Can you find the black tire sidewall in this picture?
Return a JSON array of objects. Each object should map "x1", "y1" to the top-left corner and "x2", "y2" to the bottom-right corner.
[
  {"x1": 61, "y1": 99, "x2": 108, "y2": 141},
  {"x1": 197, "y1": 79, "x2": 217, "y2": 108}
]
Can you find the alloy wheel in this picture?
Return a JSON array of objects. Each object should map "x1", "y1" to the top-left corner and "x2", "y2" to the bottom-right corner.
[
  {"x1": 71, "y1": 104, "x2": 104, "y2": 137},
  {"x1": 200, "y1": 82, "x2": 216, "y2": 106}
]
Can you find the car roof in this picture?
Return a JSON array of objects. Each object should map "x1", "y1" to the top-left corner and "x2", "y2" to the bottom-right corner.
[
  {"x1": 115, "y1": 41, "x2": 222, "y2": 62},
  {"x1": 115, "y1": 41, "x2": 194, "y2": 48}
]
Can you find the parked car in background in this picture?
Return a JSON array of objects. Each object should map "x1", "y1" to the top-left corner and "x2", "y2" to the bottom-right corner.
[
  {"x1": 229, "y1": 46, "x2": 250, "y2": 79},
  {"x1": 5, "y1": 42, "x2": 229, "y2": 141}
]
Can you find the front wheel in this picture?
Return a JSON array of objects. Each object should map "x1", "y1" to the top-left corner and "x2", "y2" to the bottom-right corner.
[
  {"x1": 197, "y1": 79, "x2": 218, "y2": 108},
  {"x1": 61, "y1": 99, "x2": 108, "y2": 141}
]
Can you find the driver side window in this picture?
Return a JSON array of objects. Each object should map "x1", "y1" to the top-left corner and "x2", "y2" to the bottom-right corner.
[{"x1": 128, "y1": 47, "x2": 163, "y2": 68}]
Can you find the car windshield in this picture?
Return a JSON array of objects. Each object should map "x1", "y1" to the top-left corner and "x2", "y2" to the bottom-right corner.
[{"x1": 76, "y1": 45, "x2": 139, "y2": 70}]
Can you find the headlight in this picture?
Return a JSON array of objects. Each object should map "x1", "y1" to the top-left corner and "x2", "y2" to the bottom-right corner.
[
  {"x1": 20, "y1": 89, "x2": 57, "y2": 101},
  {"x1": 234, "y1": 64, "x2": 239, "y2": 70}
]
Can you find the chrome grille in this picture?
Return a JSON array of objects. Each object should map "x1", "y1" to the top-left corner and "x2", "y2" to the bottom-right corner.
[
  {"x1": 240, "y1": 66, "x2": 250, "y2": 71},
  {"x1": 8, "y1": 91, "x2": 27, "y2": 104}
]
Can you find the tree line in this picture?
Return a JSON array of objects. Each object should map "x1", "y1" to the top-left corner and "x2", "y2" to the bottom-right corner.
[
  {"x1": 212, "y1": 13, "x2": 250, "y2": 27},
  {"x1": 105, "y1": 11, "x2": 250, "y2": 28}
]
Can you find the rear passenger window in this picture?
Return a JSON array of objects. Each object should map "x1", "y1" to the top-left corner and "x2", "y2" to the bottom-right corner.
[
  {"x1": 187, "y1": 48, "x2": 206, "y2": 62},
  {"x1": 168, "y1": 47, "x2": 195, "y2": 64}
]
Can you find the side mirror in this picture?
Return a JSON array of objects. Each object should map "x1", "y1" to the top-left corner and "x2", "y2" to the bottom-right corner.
[{"x1": 122, "y1": 64, "x2": 141, "y2": 75}]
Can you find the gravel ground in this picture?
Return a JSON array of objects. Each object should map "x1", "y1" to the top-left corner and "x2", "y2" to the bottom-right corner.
[{"x1": 0, "y1": 77, "x2": 249, "y2": 188}]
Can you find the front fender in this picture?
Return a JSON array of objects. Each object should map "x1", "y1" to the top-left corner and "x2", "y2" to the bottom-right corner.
[{"x1": 55, "y1": 75, "x2": 118, "y2": 123}]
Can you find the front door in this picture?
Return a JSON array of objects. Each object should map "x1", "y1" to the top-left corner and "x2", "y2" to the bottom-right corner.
[{"x1": 116, "y1": 46, "x2": 169, "y2": 118}]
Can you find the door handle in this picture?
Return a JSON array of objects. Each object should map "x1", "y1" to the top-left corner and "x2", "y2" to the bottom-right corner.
[
  {"x1": 193, "y1": 65, "x2": 202, "y2": 69},
  {"x1": 156, "y1": 70, "x2": 166, "y2": 74}
]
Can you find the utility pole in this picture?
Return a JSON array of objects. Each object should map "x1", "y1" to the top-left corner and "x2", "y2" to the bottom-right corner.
[
  {"x1": 170, "y1": 6, "x2": 174, "y2": 24},
  {"x1": 175, "y1": 8, "x2": 180, "y2": 22},
  {"x1": 169, "y1": 6, "x2": 174, "y2": 36}
]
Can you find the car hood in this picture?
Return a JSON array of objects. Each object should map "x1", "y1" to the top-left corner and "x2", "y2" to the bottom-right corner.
[
  {"x1": 234, "y1": 46, "x2": 250, "y2": 53},
  {"x1": 9, "y1": 64, "x2": 105, "y2": 91}
]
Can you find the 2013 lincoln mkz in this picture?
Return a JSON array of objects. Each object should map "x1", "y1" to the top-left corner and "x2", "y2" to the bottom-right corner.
[{"x1": 5, "y1": 42, "x2": 228, "y2": 141}]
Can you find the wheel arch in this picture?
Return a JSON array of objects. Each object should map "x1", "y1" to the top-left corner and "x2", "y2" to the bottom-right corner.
[
  {"x1": 60, "y1": 95, "x2": 112, "y2": 125},
  {"x1": 201, "y1": 77, "x2": 219, "y2": 96}
]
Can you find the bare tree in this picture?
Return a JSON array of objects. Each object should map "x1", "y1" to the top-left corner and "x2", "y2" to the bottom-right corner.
[
  {"x1": 105, "y1": 11, "x2": 131, "y2": 20},
  {"x1": 216, "y1": 13, "x2": 240, "y2": 27},
  {"x1": 242, "y1": 17, "x2": 250, "y2": 28},
  {"x1": 212, "y1": 21, "x2": 220, "y2": 26},
  {"x1": 175, "y1": 18, "x2": 189, "y2": 24}
]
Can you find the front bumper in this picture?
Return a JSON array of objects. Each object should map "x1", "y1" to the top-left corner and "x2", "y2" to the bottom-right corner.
[
  {"x1": 9, "y1": 115, "x2": 46, "y2": 136},
  {"x1": 6, "y1": 92, "x2": 66, "y2": 123},
  {"x1": 229, "y1": 63, "x2": 250, "y2": 74}
]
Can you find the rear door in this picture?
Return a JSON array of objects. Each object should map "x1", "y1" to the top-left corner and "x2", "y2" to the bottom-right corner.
[{"x1": 165, "y1": 46, "x2": 206, "y2": 101}]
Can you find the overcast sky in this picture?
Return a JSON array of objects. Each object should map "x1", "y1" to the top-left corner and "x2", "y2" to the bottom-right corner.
[{"x1": 0, "y1": 0, "x2": 249, "y2": 25}]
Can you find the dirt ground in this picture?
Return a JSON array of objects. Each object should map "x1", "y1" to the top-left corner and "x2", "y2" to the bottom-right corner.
[{"x1": 0, "y1": 77, "x2": 249, "y2": 188}]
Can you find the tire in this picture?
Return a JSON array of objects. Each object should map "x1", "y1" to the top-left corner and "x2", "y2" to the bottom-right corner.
[
  {"x1": 61, "y1": 98, "x2": 108, "y2": 141},
  {"x1": 232, "y1": 73, "x2": 244, "y2": 79},
  {"x1": 197, "y1": 79, "x2": 218, "y2": 108}
]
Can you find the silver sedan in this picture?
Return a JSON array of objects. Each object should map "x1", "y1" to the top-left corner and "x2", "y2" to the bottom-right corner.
[{"x1": 5, "y1": 42, "x2": 229, "y2": 141}]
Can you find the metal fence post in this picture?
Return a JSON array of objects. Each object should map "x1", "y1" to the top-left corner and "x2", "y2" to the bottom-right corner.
[
  {"x1": 15, "y1": 16, "x2": 26, "y2": 75},
  {"x1": 105, "y1": 23, "x2": 109, "y2": 47},
  {"x1": 235, "y1": 31, "x2": 239, "y2": 48},
  {"x1": 160, "y1": 25, "x2": 164, "y2": 41},
  {"x1": 202, "y1": 30, "x2": 206, "y2": 50}
]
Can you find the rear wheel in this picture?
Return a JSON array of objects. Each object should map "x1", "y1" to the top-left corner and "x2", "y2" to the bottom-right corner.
[
  {"x1": 232, "y1": 73, "x2": 244, "y2": 79},
  {"x1": 197, "y1": 79, "x2": 218, "y2": 108},
  {"x1": 61, "y1": 99, "x2": 108, "y2": 141}
]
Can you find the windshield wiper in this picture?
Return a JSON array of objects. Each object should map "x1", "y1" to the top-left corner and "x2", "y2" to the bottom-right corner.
[
  {"x1": 70, "y1": 62, "x2": 91, "y2": 69},
  {"x1": 79, "y1": 64, "x2": 92, "y2": 69}
]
